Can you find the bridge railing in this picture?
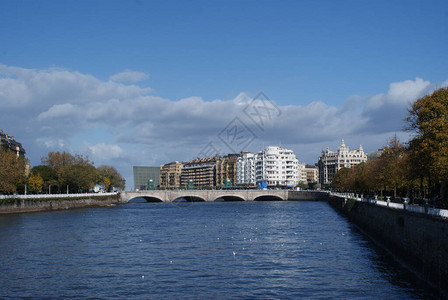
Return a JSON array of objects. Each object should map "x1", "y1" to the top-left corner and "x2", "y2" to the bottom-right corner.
[
  {"x1": 330, "y1": 192, "x2": 448, "y2": 219},
  {"x1": 0, "y1": 192, "x2": 118, "y2": 200}
]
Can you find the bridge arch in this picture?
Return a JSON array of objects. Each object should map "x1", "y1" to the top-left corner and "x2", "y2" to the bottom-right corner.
[
  {"x1": 128, "y1": 196, "x2": 164, "y2": 203},
  {"x1": 254, "y1": 194, "x2": 285, "y2": 201},
  {"x1": 214, "y1": 194, "x2": 245, "y2": 202},
  {"x1": 173, "y1": 195, "x2": 206, "y2": 202}
]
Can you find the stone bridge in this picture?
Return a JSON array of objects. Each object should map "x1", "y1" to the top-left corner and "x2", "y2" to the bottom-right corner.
[{"x1": 119, "y1": 190, "x2": 328, "y2": 203}]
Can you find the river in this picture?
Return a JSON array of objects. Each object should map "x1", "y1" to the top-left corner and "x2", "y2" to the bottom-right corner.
[{"x1": 0, "y1": 200, "x2": 436, "y2": 299}]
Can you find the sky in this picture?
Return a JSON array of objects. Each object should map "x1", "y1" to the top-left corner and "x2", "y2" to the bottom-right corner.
[{"x1": 1, "y1": 0, "x2": 447, "y2": 189}]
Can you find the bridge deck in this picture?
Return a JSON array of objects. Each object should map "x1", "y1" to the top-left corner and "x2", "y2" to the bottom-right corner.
[{"x1": 121, "y1": 190, "x2": 328, "y2": 202}]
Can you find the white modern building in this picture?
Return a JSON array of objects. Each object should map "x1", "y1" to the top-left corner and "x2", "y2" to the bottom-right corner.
[
  {"x1": 236, "y1": 151, "x2": 256, "y2": 186},
  {"x1": 318, "y1": 139, "x2": 367, "y2": 185},
  {"x1": 255, "y1": 146, "x2": 301, "y2": 186}
]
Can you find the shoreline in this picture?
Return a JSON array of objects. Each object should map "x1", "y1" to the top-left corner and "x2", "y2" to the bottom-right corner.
[{"x1": 0, "y1": 194, "x2": 121, "y2": 214}]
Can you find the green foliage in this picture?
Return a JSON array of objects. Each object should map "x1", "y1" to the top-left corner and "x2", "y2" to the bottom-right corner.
[
  {"x1": 31, "y1": 165, "x2": 59, "y2": 193},
  {"x1": 39, "y1": 151, "x2": 125, "y2": 193},
  {"x1": 407, "y1": 87, "x2": 448, "y2": 204},
  {"x1": 96, "y1": 165, "x2": 126, "y2": 191},
  {"x1": 28, "y1": 172, "x2": 44, "y2": 193},
  {"x1": 331, "y1": 138, "x2": 410, "y2": 197},
  {"x1": 332, "y1": 88, "x2": 448, "y2": 206},
  {"x1": 60, "y1": 163, "x2": 97, "y2": 193},
  {"x1": 297, "y1": 182, "x2": 309, "y2": 190},
  {"x1": 0, "y1": 147, "x2": 27, "y2": 194}
]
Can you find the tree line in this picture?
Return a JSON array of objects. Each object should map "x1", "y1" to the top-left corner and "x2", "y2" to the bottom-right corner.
[
  {"x1": 332, "y1": 87, "x2": 448, "y2": 207},
  {"x1": 0, "y1": 151, "x2": 125, "y2": 195}
]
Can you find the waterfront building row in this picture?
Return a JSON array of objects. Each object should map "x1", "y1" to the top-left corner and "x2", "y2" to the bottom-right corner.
[
  {"x1": 156, "y1": 146, "x2": 309, "y2": 190},
  {"x1": 134, "y1": 140, "x2": 367, "y2": 190}
]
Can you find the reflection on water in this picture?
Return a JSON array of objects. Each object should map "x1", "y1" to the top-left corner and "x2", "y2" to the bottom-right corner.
[{"x1": 0, "y1": 201, "x2": 436, "y2": 298}]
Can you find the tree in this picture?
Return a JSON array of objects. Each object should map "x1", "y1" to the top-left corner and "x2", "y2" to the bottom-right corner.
[
  {"x1": 96, "y1": 165, "x2": 126, "y2": 191},
  {"x1": 331, "y1": 167, "x2": 352, "y2": 192},
  {"x1": 380, "y1": 137, "x2": 407, "y2": 198},
  {"x1": 60, "y1": 163, "x2": 97, "y2": 193},
  {"x1": 297, "y1": 182, "x2": 308, "y2": 190},
  {"x1": 28, "y1": 172, "x2": 44, "y2": 193},
  {"x1": 407, "y1": 87, "x2": 448, "y2": 204},
  {"x1": 0, "y1": 147, "x2": 27, "y2": 194},
  {"x1": 41, "y1": 152, "x2": 97, "y2": 193},
  {"x1": 31, "y1": 165, "x2": 58, "y2": 193},
  {"x1": 41, "y1": 151, "x2": 77, "y2": 172}
]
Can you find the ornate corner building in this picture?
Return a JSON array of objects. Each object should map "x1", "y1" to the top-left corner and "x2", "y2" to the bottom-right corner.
[{"x1": 318, "y1": 139, "x2": 367, "y2": 185}]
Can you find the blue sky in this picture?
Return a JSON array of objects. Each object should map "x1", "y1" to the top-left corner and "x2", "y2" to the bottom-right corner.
[{"x1": 1, "y1": 0, "x2": 447, "y2": 188}]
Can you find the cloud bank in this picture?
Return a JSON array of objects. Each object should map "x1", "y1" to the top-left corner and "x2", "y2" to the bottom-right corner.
[
  {"x1": 1, "y1": 64, "x2": 447, "y2": 188},
  {"x1": 109, "y1": 70, "x2": 149, "y2": 83}
]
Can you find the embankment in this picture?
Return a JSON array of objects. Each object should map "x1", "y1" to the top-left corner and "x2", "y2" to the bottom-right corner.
[
  {"x1": 328, "y1": 195, "x2": 448, "y2": 295},
  {"x1": 287, "y1": 191, "x2": 328, "y2": 201},
  {"x1": 0, "y1": 194, "x2": 121, "y2": 214}
]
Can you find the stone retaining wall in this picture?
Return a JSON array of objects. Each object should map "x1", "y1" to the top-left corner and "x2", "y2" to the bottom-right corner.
[
  {"x1": 287, "y1": 191, "x2": 329, "y2": 201},
  {"x1": 328, "y1": 195, "x2": 448, "y2": 296},
  {"x1": 0, "y1": 195, "x2": 121, "y2": 214}
]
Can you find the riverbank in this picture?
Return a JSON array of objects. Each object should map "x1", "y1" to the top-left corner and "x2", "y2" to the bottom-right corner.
[
  {"x1": 0, "y1": 193, "x2": 121, "y2": 214},
  {"x1": 327, "y1": 195, "x2": 448, "y2": 297}
]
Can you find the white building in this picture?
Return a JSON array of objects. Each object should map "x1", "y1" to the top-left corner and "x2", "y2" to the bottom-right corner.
[
  {"x1": 255, "y1": 146, "x2": 300, "y2": 186},
  {"x1": 318, "y1": 139, "x2": 367, "y2": 185},
  {"x1": 236, "y1": 151, "x2": 256, "y2": 186}
]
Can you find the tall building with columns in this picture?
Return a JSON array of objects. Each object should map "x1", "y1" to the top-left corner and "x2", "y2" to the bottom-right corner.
[{"x1": 318, "y1": 139, "x2": 367, "y2": 185}]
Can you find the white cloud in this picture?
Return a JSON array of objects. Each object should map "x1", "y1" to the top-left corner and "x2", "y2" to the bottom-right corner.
[
  {"x1": 109, "y1": 70, "x2": 149, "y2": 83},
  {"x1": 1, "y1": 64, "x2": 447, "y2": 188},
  {"x1": 37, "y1": 103, "x2": 77, "y2": 120},
  {"x1": 82, "y1": 142, "x2": 124, "y2": 161},
  {"x1": 365, "y1": 77, "x2": 431, "y2": 111},
  {"x1": 360, "y1": 77, "x2": 446, "y2": 134},
  {"x1": 0, "y1": 64, "x2": 151, "y2": 110}
]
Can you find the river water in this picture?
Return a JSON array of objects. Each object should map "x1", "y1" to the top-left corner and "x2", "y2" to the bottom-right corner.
[{"x1": 0, "y1": 201, "x2": 436, "y2": 299}]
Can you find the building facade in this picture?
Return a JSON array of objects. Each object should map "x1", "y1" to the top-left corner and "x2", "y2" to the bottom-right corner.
[
  {"x1": 318, "y1": 139, "x2": 367, "y2": 185},
  {"x1": 215, "y1": 154, "x2": 239, "y2": 187},
  {"x1": 180, "y1": 157, "x2": 218, "y2": 188},
  {"x1": 0, "y1": 129, "x2": 26, "y2": 157},
  {"x1": 236, "y1": 151, "x2": 256, "y2": 186},
  {"x1": 133, "y1": 166, "x2": 160, "y2": 190},
  {"x1": 255, "y1": 146, "x2": 300, "y2": 187},
  {"x1": 304, "y1": 165, "x2": 319, "y2": 183},
  {"x1": 159, "y1": 161, "x2": 183, "y2": 189}
]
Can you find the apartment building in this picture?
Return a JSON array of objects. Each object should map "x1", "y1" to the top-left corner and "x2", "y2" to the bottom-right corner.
[
  {"x1": 180, "y1": 156, "x2": 218, "y2": 188},
  {"x1": 159, "y1": 161, "x2": 183, "y2": 189},
  {"x1": 236, "y1": 151, "x2": 256, "y2": 186},
  {"x1": 215, "y1": 154, "x2": 239, "y2": 187},
  {"x1": 304, "y1": 165, "x2": 319, "y2": 183},
  {"x1": 318, "y1": 139, "x2": 367, "y2": 185},
  {"x1": 0, "y1": 129, "x2": 26, "y2": 157},
  {"x1": 255, "y1": 146, "x2": 300, "y2": 186}
]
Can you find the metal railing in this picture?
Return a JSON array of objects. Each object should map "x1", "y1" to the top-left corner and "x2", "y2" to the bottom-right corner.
[
  {"x1": 0, "y1": 192, "x2": 118, "y2": 200},
  {"x1": 330, "y1": 192, "x2": 448, "y2": 218}
]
